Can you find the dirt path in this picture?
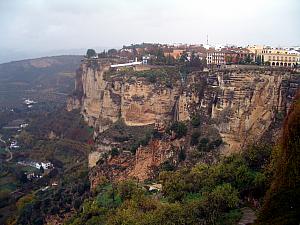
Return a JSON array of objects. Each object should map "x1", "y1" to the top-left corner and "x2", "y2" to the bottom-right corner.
[
  {"x1": 0, "y1": 135, "x2": 13, "y2": 162},
  {"x1": 5, "y1": 148, "x2": 13, "y2": 161},
  {"x1": 238, "y1": 207, "x2": 257, "y2": 225}
]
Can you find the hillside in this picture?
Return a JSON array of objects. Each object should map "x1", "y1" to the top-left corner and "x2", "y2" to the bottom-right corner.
[
  {"x1": 1, "y1": 57, "x2": 299, "y2": 225},
  {"x1": 257, "y1": 91, "x2": 300, "y2": 224},
  {"x1": 0, "y1": 55, "x2": 82, "y2": 109}
]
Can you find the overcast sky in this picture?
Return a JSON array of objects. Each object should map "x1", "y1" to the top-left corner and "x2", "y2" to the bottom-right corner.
[{"x1": 0, "y1": 0, "x2": 299, "y2": 62}]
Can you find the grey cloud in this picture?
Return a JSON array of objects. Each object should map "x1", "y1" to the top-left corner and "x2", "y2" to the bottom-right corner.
[{"x1": 0, "y1": 0, "x2": 299, "y2": 63}]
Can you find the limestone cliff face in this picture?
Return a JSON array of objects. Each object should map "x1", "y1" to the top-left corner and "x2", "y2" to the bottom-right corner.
[
  {"x1": 68, "y1": 60, "x2": 299, "y2": 152},
  {"x1": 68, "y1": 60, "x2": 190, "y2": 134},
  {"x1": 203, "y1": 70, "x2": 297, "y2": 153}
]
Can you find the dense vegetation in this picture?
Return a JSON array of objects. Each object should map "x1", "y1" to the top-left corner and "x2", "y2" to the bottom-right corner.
[
  {"x1": 104, "y1": 66, "x2": 182, "y2": 88},
  {"x1": 0, "y1": 108, "x2": 93, "y2": 224},
  {"x1": 15, "y1": 168, "x2": 90, "y2": 225},
  {"x1": 65, "y1": 143, "x2": 271, "y2": 225},
  {"x1": 257, "y1": 92, "x2": 300, "y2": 225}
]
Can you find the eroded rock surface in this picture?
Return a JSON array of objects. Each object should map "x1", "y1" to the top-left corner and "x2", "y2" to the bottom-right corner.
[{"x1": 68, "y1": 60, "x2": 299, "y2": 155}]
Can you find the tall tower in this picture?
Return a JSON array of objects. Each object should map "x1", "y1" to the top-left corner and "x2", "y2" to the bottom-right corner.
[{"x1": 206, "y1": 35, "x2": 209, "y2": 45}]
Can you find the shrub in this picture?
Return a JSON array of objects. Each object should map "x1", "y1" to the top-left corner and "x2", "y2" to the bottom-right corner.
[
  {"x1": 242, "y1": 144, "x2": 272, "y2": 171},
  {"x1": 111, "y1": 148, "x2": 119, "y2": 157},
  {"x1": 208, "y1": 139, "x2": 223, "y2": 149},
  {"x1": 118, "y1": 180, "x2": 140, "y2": 201},
  {"x1": 191, "y1": 115, "x2": 201, "y2": 127},
  {"x1": 197, "y1": 138, "x2": 209, "y2": 151},
  {"x1": 168, "y1": 122, "x2": 187, "y2": 139},
  {"x1": 152, "y1": 130, "x2": 163, "y2": 139},
  {"x1": 190, "y1": 131, "x2": 200, "y2": 146},
  {"x1": 208, "y1": 183, "x2": 239, "y2": 210},
  {"x1": 148, "y1": 74, "x2": 157, "y2": 83},
  {"x1": 160, "y1": 161, "x2": 176, "y2": 172},
  {"x1": 178, "y1": 147, "x2": 186, "y2": 162}
]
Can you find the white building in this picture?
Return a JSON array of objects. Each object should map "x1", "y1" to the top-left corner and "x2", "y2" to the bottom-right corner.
[
  {"x1": 142, "y1": 54, "x2": 151, "y2": 64},
  {"x1": 206, "y1": 50, "x2": 225, "y2": 65}
]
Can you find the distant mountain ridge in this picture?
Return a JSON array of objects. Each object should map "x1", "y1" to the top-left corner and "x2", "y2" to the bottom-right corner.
[{"x1": 0, "y1": 55, "x2": 83, "y2": 108}]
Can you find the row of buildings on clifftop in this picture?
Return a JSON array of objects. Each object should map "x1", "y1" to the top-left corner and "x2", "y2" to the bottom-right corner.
[
  {"x1": 247, "y1": 45, "x2": 299, "y2": 67},
  {"x1": 135, "y1": 43, "x2": 299, "y2": 67},
  {"x1": 202, "y1": 45, "x2": 299, "y2": 67},
  {"x1": 90, "y1": 43, "x2": 300, "y2": 68}
]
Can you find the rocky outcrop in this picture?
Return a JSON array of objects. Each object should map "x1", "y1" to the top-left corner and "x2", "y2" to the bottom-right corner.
[
  {"x1": 128, "y1": 139, "x2": 181, "y2": 181},
  {"x1": 69, "y1": 60, "x2": 299, "y2": 154},
  {"x1": 88, "y1": 151, "x2": 102, "y2": 168},
  {"x1": 204, "y1": 70, "x2": 297, "y2": 154},
  {"x1": 89, "y1": 138, "x2": 181, "y2": 188}
]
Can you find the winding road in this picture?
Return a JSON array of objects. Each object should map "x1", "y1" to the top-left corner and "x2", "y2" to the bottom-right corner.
[{"x1": 0, "y1": 135, "x2": 13, "y2": 162}]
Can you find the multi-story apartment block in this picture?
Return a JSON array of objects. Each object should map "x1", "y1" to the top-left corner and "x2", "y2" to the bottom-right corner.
[
  {"x1": 206, "y1": 50, "x2": 225, "y2": 65},
  {"x1": 248, "y1": 45, "x2": 299, "y2": 67}
]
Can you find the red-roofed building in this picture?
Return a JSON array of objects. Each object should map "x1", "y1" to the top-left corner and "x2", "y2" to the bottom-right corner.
[{"x1": 222, "y1": 47, "x2": 255, "y2": 64}]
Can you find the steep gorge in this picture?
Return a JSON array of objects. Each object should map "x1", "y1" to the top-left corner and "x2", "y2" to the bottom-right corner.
[
  {"x1": 69, "y1": 61, "x2": 298, "y2": 145},
  {"x1": 67, "y1": 60, "x2": 299, "y2": 182}
]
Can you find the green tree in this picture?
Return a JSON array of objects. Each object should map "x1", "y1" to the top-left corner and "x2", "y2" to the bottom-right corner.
[
  {"x1": 98, "y1": 50, "x2": 107, "y2": 58},
  {"x1": 197, "y1": 138, "x2": 209, "y2": 151},
  {"x1": 190, "y1": 52, "x2": 202, "y2": 68},
  {"x1": 245, "y1": 54, "x2": 253, "y2": 64},
  {"x1": 160, "y1": 161, "x2": 176, "y2": 171},
  {"x1": 111, "y1": 148, "x2": 119, "y2": 157},
  {"x1": 39, "y1": 165, "x2": 44, "y2": 174},
  {"x1": 255, "y1": 55, "x2": 262, "y2": 65},
  {"x1": 160, "y1": 171, "x2": 187, "y2": 202},
  {"x1": 118, "y1": 180, "x2": 140, "y2": 201},
  {"x1": 205, "y1": 183, "x2": 239, "y2": 223},
  {"x1": 191, "y1": 131, "x2": 200, "y2": 146},
  {"x1": 86, "y1": 49, "x2": 97, "y2": 58},
  {"x1": 166, "y1": 55, "x2": 175, "y2": 65},
  {"x1": 107, "y1": 48, "x2": 118, "y2": 56},
  {"x1": 191, "y1": 115, "x2": 201, "y2": 127},
  {"x1": 178, "y1": 147, "x2": 186, "y2": 162},
  {"x1": 155, "y1": 48, "x2": 166, "y2": 65},
  {"x1": 168, "y1": 122, "x2": 187, "y2": 139},
  {"x1": 17, "y1": 171, "x2": 28, "y2": 183},
  {"x1": 242, "y1": 144, "x2": 272, "y2": 171},
  {"x1": 179, "y1": 52, "x2": 189, "y2": 63},
  {"x1": 18, "y1": 131, "x2": 34, "y2": 148}
]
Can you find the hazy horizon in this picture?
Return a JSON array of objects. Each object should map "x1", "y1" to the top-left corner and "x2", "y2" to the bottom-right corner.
[{"x1": 0, "y1": 0, "x2": 299, "y2": 63}]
